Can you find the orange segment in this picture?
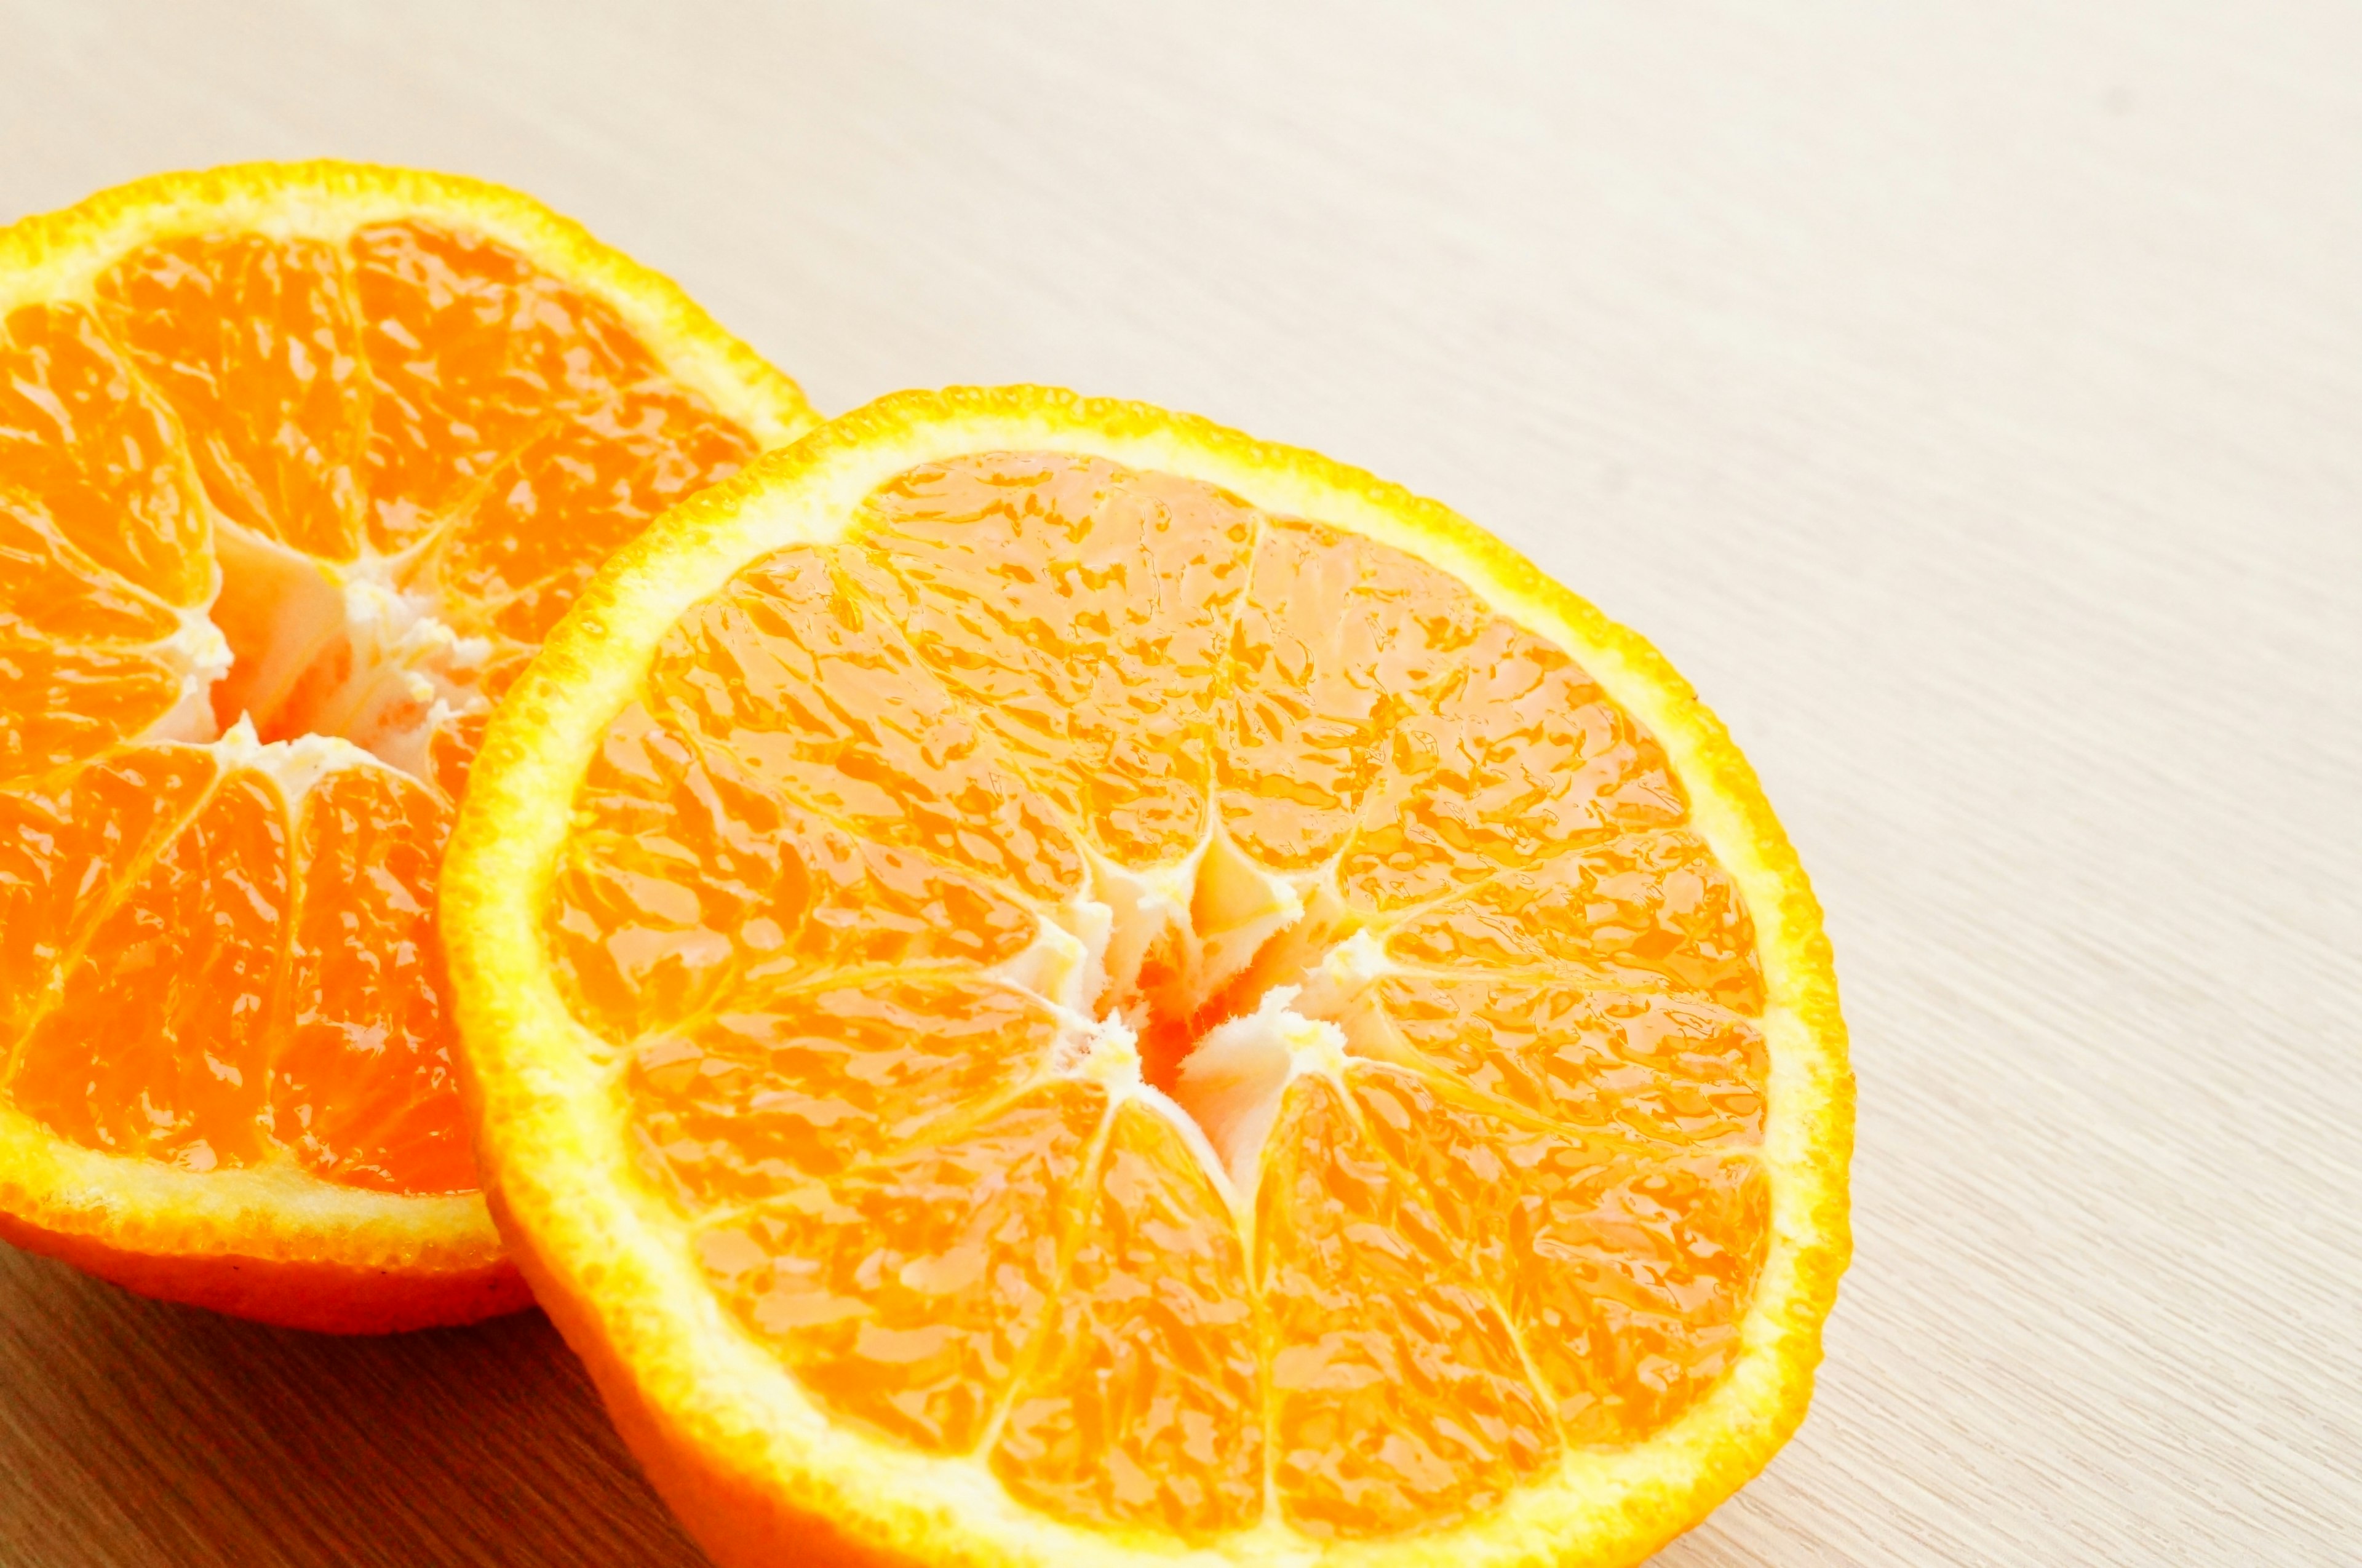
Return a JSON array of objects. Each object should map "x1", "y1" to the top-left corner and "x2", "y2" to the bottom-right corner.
[
  {"x1": 646, "y1": 544, "x2": 1084, "y2": 904},
  {"x1": 0, "y1": 162, "x2": 815, "y2": 1332},
  {"x1": 1217, "y1": 517, "x2": 1488, "y2": 871},
  {"x1": 273, "y1": 765, "x2": 470, "y2": 1195},
  {"x1": 8, "y1": 762, "x2": 286, "y2": 1172},
  {"x1": 418, "y1": 380, "x2": 758, "y2": 645},
  {"x1": 549, "y1": 702, "x2": 1043, "y2": 1045},
  {"x1": 853, "y1": 453, "x2": 1259, "y2": 868},
  {"x1": 626, "y1": 976, "x2": 1062, "y2": 1207},
  {"x1": 1340, "y1": 616, "x2": 1687, "y2": 913},
  {"x1": 1340, "y1": 974, "x2": 1766, "y2": 1148},
  {"x1": 0, "y1": 490, "x2": 181, "y2": 645},
  {"x1": 1257, "y1": 1073, "x2": 1556, "y2": 1538},
  {"x1": 94, "y1": 233, "x2": 369, "y2": 561},
  {"x1": 443, "y1": 389, "x2": 1851, "y2": 1565},
  {"x1": 0, "y1": 482, "x2": 195, "y2": 779},
  {"x1": 0, "y1": 745, "x2": 220, "y2": 1060},
  {"x1": 0, "y1": 303, "x2": 212, "y2": 605},
  {"x1": 1383, "y1": 829, "x2": 1767, "y2": 1010},
  {"x1": 990, "y1": 1097, "x2": 1263, "y2": 1539},
  {"x1": 347, "y1": 218, "x2": 659, "y2": 553},
  {"x1": 0, "y1": 624, "x2": 192, "y2": 779},
  {"x1": 697, "y1": 1078, "x2": 1106, "y2": 1454},
  {"x1": 1350, "y1": 1065, "x2": 1770, "y2": 1444}
]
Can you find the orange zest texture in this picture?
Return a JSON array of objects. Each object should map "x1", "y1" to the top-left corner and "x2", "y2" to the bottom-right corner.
[
  {"x1": 444, "y1": 388, "x2": 1853, "y2": 1564},
  {"x1": 0, "y1": 162, "x2": 814, "y2": 1331}
]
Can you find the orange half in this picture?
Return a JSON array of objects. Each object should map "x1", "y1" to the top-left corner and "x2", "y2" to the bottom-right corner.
[
  {"x1": 444, "y1": 388, "x2": 1851, "y2": 1559},
  {"x1": 0, "y1": 162, "x2": 816, "y2": 1331}
]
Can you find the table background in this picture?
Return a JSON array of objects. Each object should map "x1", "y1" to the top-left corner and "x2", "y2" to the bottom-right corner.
[{"x1": 2, "y1": 2, "x2": 2357, "y2": 1563}]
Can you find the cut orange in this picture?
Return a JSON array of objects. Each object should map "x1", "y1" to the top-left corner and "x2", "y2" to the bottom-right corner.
[
  {"x1": 0, "y1": 162, "x2": 816, "y2": 1331},
  {"x1": 444, "y1": 388, "x2": 1851, "y2": 1562}
]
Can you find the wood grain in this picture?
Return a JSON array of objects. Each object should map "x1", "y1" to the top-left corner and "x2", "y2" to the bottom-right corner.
[{"x1": 2, "y1": 1, "x2": 2358, "y2": 1564}]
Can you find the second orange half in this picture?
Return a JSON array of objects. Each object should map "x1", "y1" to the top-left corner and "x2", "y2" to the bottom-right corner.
[{"x1": 0, "y1": 161, "x2": 815, "y2": 1331}]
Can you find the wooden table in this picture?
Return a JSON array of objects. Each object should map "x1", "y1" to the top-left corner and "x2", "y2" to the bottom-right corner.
[{"x1": 4, "y1": 2, "x2": 2356, "y2": 1562}]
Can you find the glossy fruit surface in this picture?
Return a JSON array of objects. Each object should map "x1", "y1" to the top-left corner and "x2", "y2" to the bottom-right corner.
[{"x1": 445, "y1": 386, "x2": 1850, "y2": 1558}]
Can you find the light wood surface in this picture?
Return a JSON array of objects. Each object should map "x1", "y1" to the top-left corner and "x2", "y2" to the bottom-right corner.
[{"x1": 3, "y1": 2, "x2": 2357, "y2": 1563}]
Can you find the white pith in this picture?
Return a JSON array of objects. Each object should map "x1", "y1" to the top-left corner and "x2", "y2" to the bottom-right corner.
[
  {"x1": 206, "y1": 714, "x2": 389, "y2": 805},
  {"x1": 1175, "y1": 986, "x2": 1348, "y2": 1202},
  {"x1": 129, "y1": 508, "x2": 495, "y2": 791},
  {"x1": 140, "y1": 607, "x2": 235, "y2": 746},
  {"x1": 1008, "y1": 818, "x2": 1407, "y2": 1214},
  {"x1": 205, "y1": 517, "x2": 495, "y2": 777}
]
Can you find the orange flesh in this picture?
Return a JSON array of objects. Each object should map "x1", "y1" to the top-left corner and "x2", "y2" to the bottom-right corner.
[
  {"x1": 549, "y1": 453, "x2": 1774, "y2": 1541},
  {"x1": 0, "y1": 221, "x2": 757, "y2": 1197}
]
